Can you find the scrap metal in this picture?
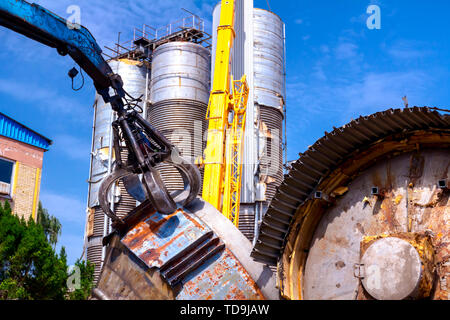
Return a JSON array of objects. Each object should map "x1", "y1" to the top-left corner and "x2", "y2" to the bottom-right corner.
[{"x1": 250, "y1": 107, "x2": 449, "y2": 300}]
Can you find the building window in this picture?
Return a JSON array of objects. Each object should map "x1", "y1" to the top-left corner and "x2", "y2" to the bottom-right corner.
[{"x1": 0, "y1": 158, "x2": 14, "y2": 196}]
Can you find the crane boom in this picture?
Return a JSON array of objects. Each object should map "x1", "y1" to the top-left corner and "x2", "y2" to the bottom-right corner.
[
  {"x1": 202, "y1": 0, "x2": 249, "y2": 226},
  {"x1": 0, "y1": 0, "x2": 201, "y2": 219},
  {"x1": 0, "y1": 0, "x2": 113, "y2": 97}
]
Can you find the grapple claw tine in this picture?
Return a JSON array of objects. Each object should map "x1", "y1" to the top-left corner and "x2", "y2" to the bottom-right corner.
[
  {"x1": 123, "y1": 174, "x2": 147, "y2": 203},
  {"x1": 166, "y1": 153, "x2": 201, "y2": 207},
  {"x1": 98, "y1": 168, "x2": 130, "y2": 225},
  {"x1": 142, "y1": 169, "x2": 177, "y2": 215}
]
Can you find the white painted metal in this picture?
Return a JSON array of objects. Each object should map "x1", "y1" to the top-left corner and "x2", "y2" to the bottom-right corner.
[
  {"x1": 361, "y1": 237, "x2": 422, "y2": 300},
  {"x1": 150, "y1": 42, "x2": 210, "y2": 104}
]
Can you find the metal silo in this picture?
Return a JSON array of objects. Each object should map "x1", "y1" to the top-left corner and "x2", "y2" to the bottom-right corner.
[
  {"x1": 253, "y1": 9, "x2": 285, "y2": 109},
  {"x1": 85, "y1": 58, "x2": 150, "y2": 283},
  {"x1": 253, "y1": 8, "x2": 285, "y2": 210},
  {"x1": 148, "y1": 41, "x2": 211, "y2": 192}
]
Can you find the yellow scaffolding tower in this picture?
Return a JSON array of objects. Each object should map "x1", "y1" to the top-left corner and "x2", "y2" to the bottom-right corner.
[{"x1": 202, "y1": 0, "x2": 249, "y2": 227}]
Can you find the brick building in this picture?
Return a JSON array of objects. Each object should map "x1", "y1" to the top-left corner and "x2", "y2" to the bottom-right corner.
[{"x1": 0, "y1": 112, "x2": 52, "y2": 221}]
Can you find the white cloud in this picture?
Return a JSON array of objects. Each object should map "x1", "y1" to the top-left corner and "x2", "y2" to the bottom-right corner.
[
  {"x1": 385, "y1": 40, "x2": 433, "y2": 60},
  {"x1": 40, "y1": 191, "x2": 87, "y2": 225},
  {"x1": 335, "y1": 42, "x2": 359, "y2": 60},
  {"x1": 302, "y1": 35, "x2": 311, "y2": 41},
  {"x1": 33, "y1": 0, "x2": 215, "y2": 48},
  {"x1": 51, "y1": 134, "x2": 91, "y2": 161},
  {"x1": 0, "y1": 77, "x2": 92, "y2": 124},
  {"x1": 39, "y1": 190, "x2": 87, "y2": 264}
]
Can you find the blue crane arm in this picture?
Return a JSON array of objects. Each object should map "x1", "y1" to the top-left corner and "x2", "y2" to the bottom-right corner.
[
  {"x1": 0, "y1": 0, "x2": 203, "y2": 217},
  {"x1": 0, "y1": 0, "x2": 117, "y2": 100}
]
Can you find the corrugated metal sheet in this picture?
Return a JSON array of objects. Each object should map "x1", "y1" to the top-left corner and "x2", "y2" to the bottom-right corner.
[
  {"x1": 0, "y1": 112, "x2": 51, "y2": 150},
  {"x1": 251, "y1": 107, "x2": 450, "y2": 265}
]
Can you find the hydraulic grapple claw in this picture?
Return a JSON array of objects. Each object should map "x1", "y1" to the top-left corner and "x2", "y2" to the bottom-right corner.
[{"x1": 97, "y1": 109, "x2": 201, "y2": 222}]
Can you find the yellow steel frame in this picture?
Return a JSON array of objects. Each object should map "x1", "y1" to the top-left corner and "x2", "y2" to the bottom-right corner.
[
  {"x1": 222, "y1": 77, "x2": 249, "y2": 225},
  {"x1": 202, "y1": 0, "x2": 249, "y2": 226}
]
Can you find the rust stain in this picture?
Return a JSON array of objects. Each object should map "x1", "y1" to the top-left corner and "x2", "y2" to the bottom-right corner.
[
  {"x1": 181, "y1": 248, "x2": 265, "y2": 300},
  {"x1": 180, "y1": 210, "x2": 205, "y2": 230},
  {"x1": 371, "y1": 171, "x2": 382, "y2": 190},
  {"x1": 139, "y1": 231, "x2": 185, "y2": 266},
  {"x1": 356, "y1": 223, "x2": 365, "y2": 234},
  {"x1": 335, "y1": 261, "x2": 345, "y2": 270},
  {"x1": 394, "y1": 194, "x2": 403, "y2": 205}
]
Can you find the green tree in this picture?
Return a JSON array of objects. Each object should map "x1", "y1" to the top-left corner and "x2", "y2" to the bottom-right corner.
[
  {"x1": 37, "y1": 201, "x2": 61, "y2": 248},
  {"x1": 0, "y1": 201, "x2": 67, "y2": 299}
]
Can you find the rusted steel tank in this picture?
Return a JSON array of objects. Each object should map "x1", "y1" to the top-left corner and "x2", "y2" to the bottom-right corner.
[
  {"x1": 94, "y1": 197, "x2": 279, "y2": 300},
  {"x1": 251, "y1": 107, "x2": 450, "y2": 300}
]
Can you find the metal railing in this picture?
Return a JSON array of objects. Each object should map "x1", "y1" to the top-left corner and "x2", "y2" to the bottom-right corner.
[{"x1": 105, "y1": 13, "x2": 209, "y2": 58}]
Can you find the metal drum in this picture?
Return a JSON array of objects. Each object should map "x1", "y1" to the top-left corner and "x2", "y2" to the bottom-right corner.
[
  {"x1": 149, "y1": 42, "x2": 210, "y2": 193},
  {"x1": 251, "y1": 107, "x2": 450, "y2": 300}
]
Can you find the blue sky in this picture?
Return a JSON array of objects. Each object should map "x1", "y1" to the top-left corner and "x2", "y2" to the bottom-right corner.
[{"x1": 1, "y1": 0, "x2": 449, "y2": 265}]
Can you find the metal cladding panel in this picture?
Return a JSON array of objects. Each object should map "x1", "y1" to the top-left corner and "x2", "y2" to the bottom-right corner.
[
  {"x1": 239, "y1": 204, "x2": 256, "y2": 241},
  {"x1": 241, "y1": 0, "x2": 256, "y2": 205},
  {"x1": 148, "y1": 42, "x2": 210, "y2": 193},
  {"x1": 121, "y1": 208, "x2": 210, "y2": 268},
  {"x1": 251, "y1": 107, "x2": 450, "y2": 266},
  {"x1": 88, "y1": 59, "x2": 149, "y2": 208},
  {"x1": 119, "y1": 202, "x2": 265, "y2": 300},
  {"x1": 0, "y1": 112, "x2": 51, "y2": 150},
  {"x1": 253, "y1": 8, "x2": 285, "y2": 111},
  {"x1": 259, "y1": 105, "x2": 284, "y2": 206},
  {"x1": 147, "y1": 99, "x2": 207, "y2": 192},
  {"x1": 150, "y1": 42, "x2": 211, "y2": 104},
  {"x1": 176, "y1": 248, "x2": 262, "y2": 300},
  {"x1": 86, "y1": 239, "x2": 103, "y2": 283}
]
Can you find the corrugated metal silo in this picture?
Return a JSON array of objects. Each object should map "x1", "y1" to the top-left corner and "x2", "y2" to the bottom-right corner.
[
  {"x1": 148, "y1": 42, "x2": 211, "y2": 192},
  {"x1": 85, "y1": 58, "x2": 150, "y2": 283},
  {"x1": 253, "y1": 8, "x2": 285, "y2": 210}
]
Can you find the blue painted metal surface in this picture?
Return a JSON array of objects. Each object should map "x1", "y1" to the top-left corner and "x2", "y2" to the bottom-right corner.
[{"x1": 0, "y1": 112, "x2": 51, "y2": 150}]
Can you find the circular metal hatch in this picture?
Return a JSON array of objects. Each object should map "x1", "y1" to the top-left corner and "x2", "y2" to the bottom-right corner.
[
  {"x1": 302, "y1": 149, "x2": 448, "y2": 300},
  {"x1": 360, "y1": 237, "x2": 422, "y2": 300}
]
